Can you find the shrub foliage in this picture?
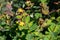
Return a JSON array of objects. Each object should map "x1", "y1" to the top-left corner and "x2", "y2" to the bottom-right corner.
[{"x1": 0, "y1": 0, "x2": 60, "y2": 40}]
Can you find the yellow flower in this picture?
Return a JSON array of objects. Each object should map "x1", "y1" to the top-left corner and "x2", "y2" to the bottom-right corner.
[
  {"x1": 19, "y1": 21, "x2": 25, "y2": 26},
  {"x1": 17, "y1": 8, "x2": 24, "y2": 13}
]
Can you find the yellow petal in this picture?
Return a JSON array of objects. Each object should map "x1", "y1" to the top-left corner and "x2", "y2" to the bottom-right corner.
[
  {"x1": 17, "y1": 8, "x2": 24, "y2": 13},
  {"x1": 19, "y1": 21, "x2": 25, "y2": 26}
]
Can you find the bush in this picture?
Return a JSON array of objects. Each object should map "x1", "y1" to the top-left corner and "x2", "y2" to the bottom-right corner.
[{"x1": 0, "y1": 0, "x2": 60, "y2": 40}]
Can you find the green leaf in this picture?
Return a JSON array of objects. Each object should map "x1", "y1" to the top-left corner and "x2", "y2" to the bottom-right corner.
[
  {"x1": 56, "y1": 16, "x2": 60, "y2": 22},
  {"x1": 1, "y1": 21, "x2": 6, "y2": 25},
  {"x1": 4, "y1": 26, "x2": 10, "y2": 31},
  {"x1": 25, "y1": 16, "x2": 30, "y2": 23},
  {"x1": 16, "y1": 15, "x2": 22, "y2": 19},
  {"x1": 0, "y1": 0, "x2": 5, "y2": 3},
  {"x1": 29, "y1": 23, "x2": 38, "y2": 32},
  {"x1": 0, "y1": 36, "x2": 6, "y2": 40},
  {"x1": 26, "y1": 34, "x2": 34, "y2": 40},
  {"x1": 13, "y1": 36, "x2": 17, "y2": 40},
  {"x1": 28, "y1": 21, "x2": 34, "y2": 27},
  {"x1": 12, "y1": 0, "x2": 17, "y2": 1},
  {"x1": 44, "y1": 37, "x2": 49, "y2": 40},
  {"x1": 54, "y1": 25, "x2": 60, "y2": 33},
  {"x1": 35, "y1": 13, "x2": 42, "y2": 19},
  {"x1": 39, "y1": 0, "x2": 47, "y2": 3},
  {"x1": 18, "y1": 25, "x2": 28, "y2": 30},
  {"x1": 48, "y1": 23, "x2": 56, "y2": 32},
  {"x1": 13, "y1": 4, "x2": 19, "y2": 8},
  {"x1": 46, "y1": 19, "x2": 52, "y2": 25},
  {"x1": 51, "y1": 17, "x2": 55, "y2": 20}
]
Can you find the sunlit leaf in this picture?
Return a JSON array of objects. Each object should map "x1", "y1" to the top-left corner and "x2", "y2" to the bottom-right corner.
[{"x1": 35, "y1": 13, "x2": 42, "y2": 19}]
